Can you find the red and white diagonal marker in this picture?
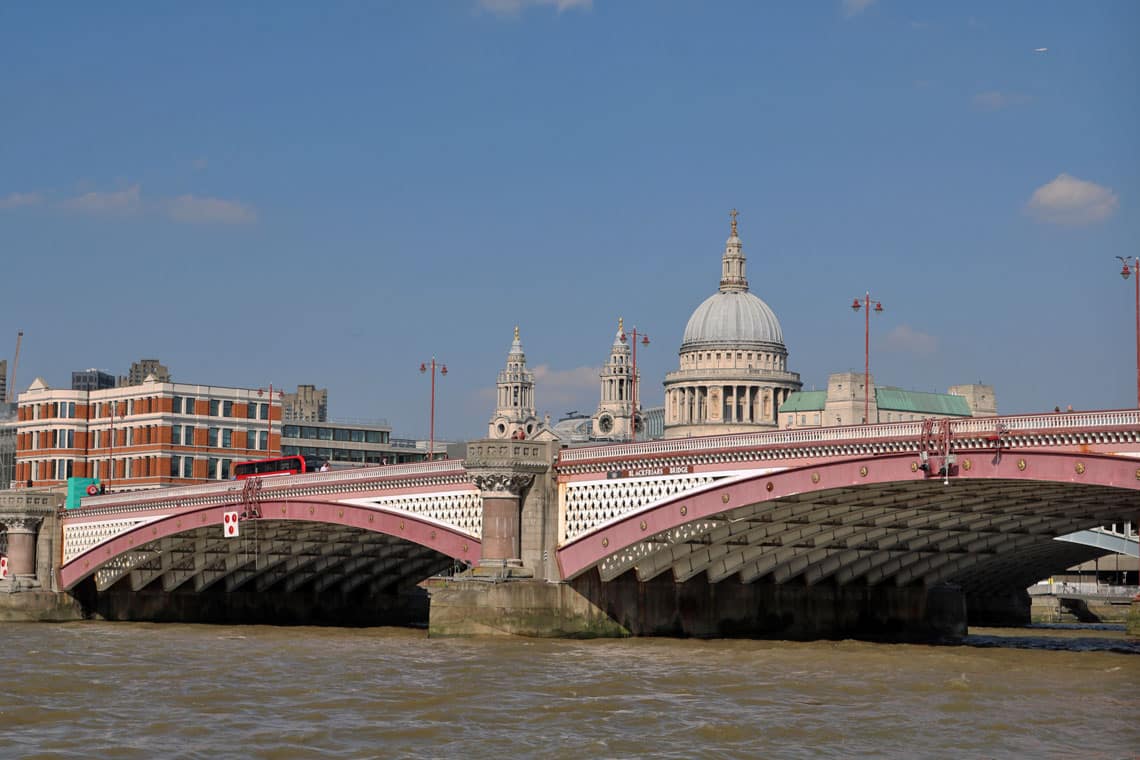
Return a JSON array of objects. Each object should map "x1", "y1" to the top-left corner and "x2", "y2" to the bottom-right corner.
[
  {"x1": 223, "y1": 511, "x2": 240, "y2": 538},
  {"x1": 0, "y1": 556, "x2": 8, "y2": 579}
]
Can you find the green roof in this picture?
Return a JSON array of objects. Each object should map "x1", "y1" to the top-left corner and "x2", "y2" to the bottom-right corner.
[
  {"x1": 779, "y1": 391, "x2": 827, "y2": 412},
  {"x1": 875, "y1": 387, "x2": 971, "y2": 416}
]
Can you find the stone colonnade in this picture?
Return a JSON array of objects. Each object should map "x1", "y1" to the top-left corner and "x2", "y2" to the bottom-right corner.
[{"x1": 667, "y1": 384, "x2": 794, "y2": 426}]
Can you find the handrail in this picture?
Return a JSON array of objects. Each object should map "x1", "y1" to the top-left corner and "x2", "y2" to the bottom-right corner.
[
  {"x1": 76, "y1": 458, "x2": 468, "y2": 510},
  {"x1": 557, "y1": 409, "x2": 1140, "y2": 464}
]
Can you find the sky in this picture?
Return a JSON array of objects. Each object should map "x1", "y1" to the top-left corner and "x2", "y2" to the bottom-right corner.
[{"x1": 1, "y1": 1, "x2": 1137, "y2": 441}]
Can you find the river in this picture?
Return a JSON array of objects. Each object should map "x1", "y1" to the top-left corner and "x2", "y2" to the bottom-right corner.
[{"x1": 2, "y1": 623, "x2": 1137, "y2": 759}]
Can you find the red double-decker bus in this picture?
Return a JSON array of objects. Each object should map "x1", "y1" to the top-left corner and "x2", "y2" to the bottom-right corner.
[{"x1": 233, "y1": 455, "x2": 326, "y2": 479}]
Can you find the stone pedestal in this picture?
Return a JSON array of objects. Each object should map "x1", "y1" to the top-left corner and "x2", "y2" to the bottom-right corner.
[
  {"x1": 2, "y1": 490, "x2": 59, "y2": 592},
  {"x1": 464, "y1": 439, "x2": 553, "y2": 579},
  {"x1": 3, "y1": 520, "x2": 40, "y2": 579}
]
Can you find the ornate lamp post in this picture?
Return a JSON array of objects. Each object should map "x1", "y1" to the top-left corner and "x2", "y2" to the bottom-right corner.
[
  {"x1": 419, "y1": 358, "x2": 447, "y2": 460},
  {"x1": 624, "y1": 327, "x2": 650, "y2": 441},
  {"x1": 1117, "y1": 257, "x2": 1140, "y2": 409},
  {"x1": 1116, "y1": 256, "x2": 1140, "y2": 598},
  {"x1": 851, "y1": 293, "x2": 884, "y2": 425},
  {"x1": 257, "y1": 385, "x2": 285, "y2": 457},
  {"x1": 106, "y1": 399, "x2": 125, "y2": 490}
]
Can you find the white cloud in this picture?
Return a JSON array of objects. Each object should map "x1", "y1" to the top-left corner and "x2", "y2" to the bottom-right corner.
[
  {"x1": 1026, "y1": 173, "x2": 1119, "y2": 225},
  {"x1": 972, "y1": 91, "x2": 1032, "y2": 111},
  {"x1": 884, "y1": 325, "x2": 938, "y2": 356},
  {"x1": 531, "y1": 364, "x2": 601, "y2": 408},
  {"x1": 843, "y1": 0, "x2": 876, "y2": 18},
  {"x1": 166, "y1": 194, "x2": 257, "y2": 225},
  {"x1": 64, "y1": 185, "x2": 142, "y2": 216},
  {"x1": 477, "y1": 0, "x2": 591, "y2": 16},
  {"x1": 0, "y1": 191, "x2": 42, "y2": 208}
]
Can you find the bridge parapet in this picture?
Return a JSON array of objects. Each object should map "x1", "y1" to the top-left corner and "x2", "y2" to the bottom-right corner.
[
  {"x1": 74, "y1": 459, "x2": 471, "y2": 518},
  {"x1": 556, "y1": 409, "x2": 1140, "y2": 473}
]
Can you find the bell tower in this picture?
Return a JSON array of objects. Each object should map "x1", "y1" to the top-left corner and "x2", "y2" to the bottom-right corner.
[
  {"x1": 592, "y1": 318, "x2": 635, "y2": 439},
  {"x1": 488, "y1": 326, "x2": 539, "y2": 440}
]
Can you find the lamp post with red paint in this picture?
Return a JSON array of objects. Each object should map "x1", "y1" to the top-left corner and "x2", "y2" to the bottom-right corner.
[
  {"x1": 851, "y1": 293, "x2": 884, "y2": 425},
  {"x1": 419, "y1": 358, "x2": 447, "y2": 461},
  {"x1": 1117, "y1": 257, "x2": 1140, "y2": 409},
  {"x1": 257, "y1": 385, "x2": 285, "y2": 458},
  {"x1": 625, "y1": 327, "x2": 650, "y2": 441},
  {"x1": 1116, "y1": 256, "x2": 1140, "y2": 597}
]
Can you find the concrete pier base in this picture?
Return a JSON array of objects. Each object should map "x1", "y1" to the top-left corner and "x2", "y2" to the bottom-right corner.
[
  {"x1": 428, "y1": 571, "x2": 967, "y2": 641},
  {"x1": 0, "y1": 589, "x2": 87, "y2": 622}
]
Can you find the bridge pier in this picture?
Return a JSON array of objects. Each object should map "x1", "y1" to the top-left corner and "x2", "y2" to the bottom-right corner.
[
  {"x1": 0, "y1": 490, "x2": 85, "y2": 621},
  {"x1": 430, "y1": 571, "x2": 967, "y2": 641},
  {"x1": 464, "y1": 439, "x2": 555, "y2": 579}
]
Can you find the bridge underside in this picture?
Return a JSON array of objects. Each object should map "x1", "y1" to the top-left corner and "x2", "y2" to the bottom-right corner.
[
  {"x1": 568, "y1": 475, "x2": 1136, "y2": 606},
  {"x1": 71, "y1": 520, "x2": 458, "y2": 625}
]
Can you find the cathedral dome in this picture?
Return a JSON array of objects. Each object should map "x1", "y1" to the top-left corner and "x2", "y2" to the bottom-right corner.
[{"x1": 681, "y1": 290, "x2": 784, "y2": 350}]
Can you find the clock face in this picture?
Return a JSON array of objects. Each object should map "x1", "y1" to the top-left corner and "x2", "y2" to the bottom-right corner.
[{"x1": 598, "y1": 414, "x2": 613, "y2": 433}]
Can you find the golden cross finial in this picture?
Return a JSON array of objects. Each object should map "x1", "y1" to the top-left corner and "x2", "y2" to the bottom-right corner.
[
  {"x1": 618, "y1": 317, "x2": 624, "y2": 333},
  {"x1": 514, "y1": 325, "x2": 520, "y2": 341},
  {"x1": 729, "y1": 208, "x2": 739, "y2": 236}
]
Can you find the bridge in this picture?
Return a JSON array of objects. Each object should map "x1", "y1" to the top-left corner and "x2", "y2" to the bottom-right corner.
[{"x1": 6, "y1": 410, "x2": 1139, "y2": 636}]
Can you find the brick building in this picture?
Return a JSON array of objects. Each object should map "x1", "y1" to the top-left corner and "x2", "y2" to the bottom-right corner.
[{"x1": 14, "y1": 376, "x2": 279, "y2": 490}]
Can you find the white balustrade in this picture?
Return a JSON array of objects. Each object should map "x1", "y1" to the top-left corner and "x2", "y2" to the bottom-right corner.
[{"x1": 557, "y1": 409, "x2": 1140, "y2": 464}]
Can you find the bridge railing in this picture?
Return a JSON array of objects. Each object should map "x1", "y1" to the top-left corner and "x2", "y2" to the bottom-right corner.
[
  {"x1": 74, "y1": 458, "x2": 469, "y2": 511},
  {"x1": 557, "y1": 409, "x2": 1140, "y2": 464}
]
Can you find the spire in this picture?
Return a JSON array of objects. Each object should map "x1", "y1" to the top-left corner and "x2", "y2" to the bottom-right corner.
[
  {"x1": 615, "y1": 317, "x2": 626, "y2": 346},
  {"x1": 719, "y1": 208, "x2": 749, "y2": 293},
  {"x1": 510, "y1": 325, "x2": 524, "y2": 358}
]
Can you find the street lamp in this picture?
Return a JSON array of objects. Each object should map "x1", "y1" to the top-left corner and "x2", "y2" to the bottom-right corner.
[
  {"x1": 107, "y1": 399, "x2": 124, "y2": 491},
  {"x1": 1117, "y1": 257, "x2": 1140, "y2": 409},
  {"x1": 623, "y1": 327, "x2": 650, "y2": 441},
  {"x1": 1116, "y1": 256, "x2": 1140, "y2": 599},
  {"x1": 419, "y1": 357, "x2": 447, "y2": 461},
  {"x1": 257, "y1": 385, "x2": 285, "y2": 458},
  {"x1": 851, "y1": 293, "x2": 884, "y2": 425}
]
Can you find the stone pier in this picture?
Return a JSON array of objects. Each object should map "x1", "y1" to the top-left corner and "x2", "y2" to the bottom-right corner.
[
  {"x1": 426, "y1": 440, "x2": 969, "y2": 640},
  {"x1": 0, "y1": 490, "x2": 86, "y2": 621}
]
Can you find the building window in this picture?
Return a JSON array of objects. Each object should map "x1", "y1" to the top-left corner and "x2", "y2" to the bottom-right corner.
[
  {"x1": 172, "y1": 426, "x2": 181, "y2": 445},
  {"x1": 209, "y1": 400, "x2": 220, "y2": 416},
  {"x1": 223, "y1": 400, "x2": 233, "y2": 417},
  {"x1": 207, "y1": 457, "x2": 218, "y2": 480},
  {"x1": 260, "y1": 431, "x2": 268, "y2": 450},
  {"x1": 259, "y1": 403, "x2": 268, "y2": 420},
  {"x1": 172, "y1": 396, "x2": 182, "y2": 414},
  {"x1": 170, "y1": 456, "x2": 180, "y2": 477},
  {"x1": 207, "y1": 428, "x2": 219, "y2": 447},
  {"x1": 222, "y1": 429, "x2": 232, "y2": 448},
  {"x1": 221, "y1": 459, "x2": 232, "y2": 480},
  {"x1": 283, "y1": 425, "x2": 299, "y2": 437}
]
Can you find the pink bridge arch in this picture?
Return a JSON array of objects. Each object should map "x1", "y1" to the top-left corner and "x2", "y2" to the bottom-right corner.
[
  {"x1": 556, "y1": 449, "x2": 1140, "y2": 592},
  {"x1": 60, "y1": 494, "x2": 482, "y2": 593}
]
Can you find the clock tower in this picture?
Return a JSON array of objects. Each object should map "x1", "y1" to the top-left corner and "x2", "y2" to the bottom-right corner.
[
  {"x1": 592, "y1": 318, "x2": 638, "y2": 440},
  {"x1": 488, "y1": 326, "x2": 540, "y2": 440}
]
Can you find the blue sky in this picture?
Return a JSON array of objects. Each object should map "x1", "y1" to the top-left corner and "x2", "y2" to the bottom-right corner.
[{"x1": 1, "y1": 1, "x2": 1137, "y2": 440}]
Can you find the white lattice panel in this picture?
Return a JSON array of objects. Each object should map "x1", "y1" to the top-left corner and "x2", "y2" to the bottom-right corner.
[
  {"x1": 598, "y1": 520, "x2": 721, "y2": 581},
  {"x1": 63, "y1": 517, "x2": 162, "y2": 564},
  {"x1": 93, "y1": 550, "x2": 155, "y2": 591},
  {"x1": 340, "y1": 490, "x2": 483, "y2": 537},
  {"x1": 563, "y1": 470, "x2": 782, "y2": 544}
]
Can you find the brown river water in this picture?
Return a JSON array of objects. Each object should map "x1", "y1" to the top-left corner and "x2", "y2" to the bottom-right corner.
[{"x1": 1, "y1": 622, "x2": 1137, "y2": 759}]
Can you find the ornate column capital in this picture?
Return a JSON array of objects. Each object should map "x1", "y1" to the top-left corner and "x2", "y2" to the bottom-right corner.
[
  {"x1": 0, "y1": 515, "x2": 43, "y2": 533},
  {"x1": 472, "y1": 472, "x2": 534, "y2": 495}
]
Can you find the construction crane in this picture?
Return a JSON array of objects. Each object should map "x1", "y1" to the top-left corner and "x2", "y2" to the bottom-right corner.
[{"x1": 7, "y1": 330, "x2": 22, "y2": 403}]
